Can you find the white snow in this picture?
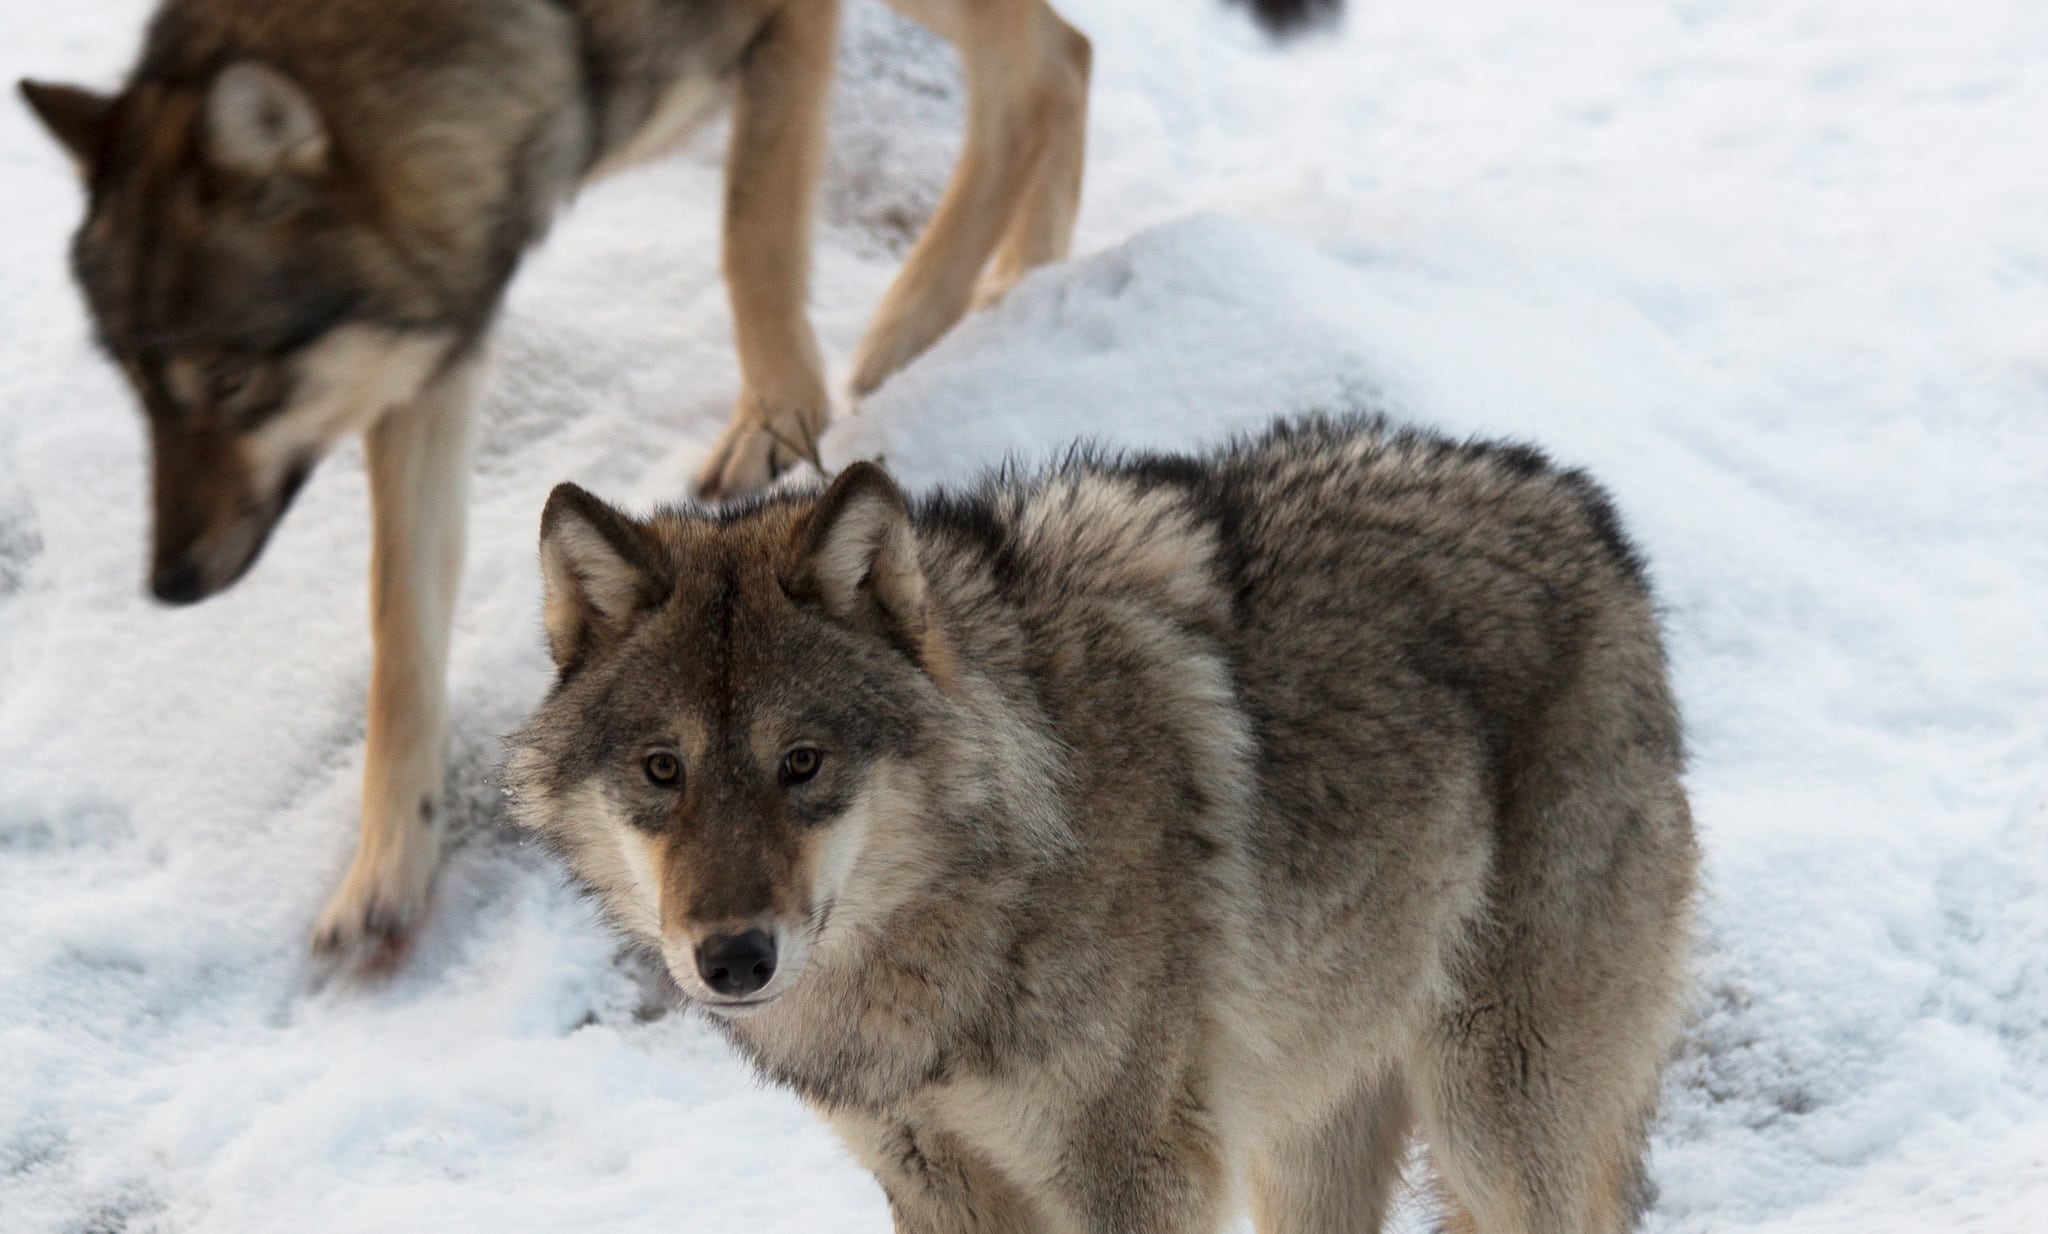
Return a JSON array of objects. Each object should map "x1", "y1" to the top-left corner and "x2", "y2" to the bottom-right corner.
[{"x1": 3, "y1": 0, "x2": 2045, "y2": 1230}]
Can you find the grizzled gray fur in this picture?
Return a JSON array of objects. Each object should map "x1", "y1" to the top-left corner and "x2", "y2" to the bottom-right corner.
[{"x1": 509, "y1": 414, "x2": 1699, "y2": 1234}]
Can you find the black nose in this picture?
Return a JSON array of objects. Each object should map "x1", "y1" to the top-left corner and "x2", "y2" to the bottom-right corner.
[
  {"x1": 695, "y1": 929, "x2": 777, "y2": 997},
  {"x1": 150, "y1": 562, "x2": 208, "y2": 605}
]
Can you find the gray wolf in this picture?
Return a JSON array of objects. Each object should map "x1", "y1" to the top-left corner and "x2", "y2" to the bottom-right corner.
[
  {"x1": 17, "y1": 0, "x2": 1335, "y2": 972},
  {"x1": 507, "y1": 415, "x2": 1700, "y2": 1233}
]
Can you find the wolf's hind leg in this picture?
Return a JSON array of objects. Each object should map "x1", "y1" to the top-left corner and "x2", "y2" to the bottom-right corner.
[
  {"x1": 1413, "y1": 604, "x2": 1695, "y2": 1233},
  {"x1": 1415, "y1": 1033, "x2": 1657, "y2": 1234},
  {"x1": 313, "y1": 359, "x2": 477, "y2": 972},
  {"x1": 697, "y1": 0, "x2": 841, "y2": 500},
  {"x1": 850, "y1": 0, "x2": 1091, "y2": 396},
  {"x1": 1412, "y1": 817, "x2": 1693, "y2": 1231},
  {"x1": 1250, "y1": 1069, "x2": 1411, "y2": 1234}
]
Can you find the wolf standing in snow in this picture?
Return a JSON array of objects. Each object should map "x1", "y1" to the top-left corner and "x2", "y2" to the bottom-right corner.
[
  {"x1": 17, "y1": 0, "x2": 1098, "y2": 967},
  {"x1": 17, "y1": 0, "x2": 1339, "y2": 974},
  {"x1": 510, "y1": 416, "x2": 1699, "y2": 1233}
]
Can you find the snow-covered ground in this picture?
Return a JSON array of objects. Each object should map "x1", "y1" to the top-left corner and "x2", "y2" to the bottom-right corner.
[{"x1": 3, "y1": 0, "x2": 2045, "y2": 1229}]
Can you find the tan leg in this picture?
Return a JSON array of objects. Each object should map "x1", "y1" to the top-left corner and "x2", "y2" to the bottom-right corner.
[
  {"x1": 313, "y1": 358, "x2": 477, "y2": 971},
  {"x1": 1250, "y1": 1071, "x2": 1411, "y2": 1234},
  {"x1": 973, "y1": 8, "x2": 1089, "y2": 311},
  {"x1": 695, "y1": 0, "x2": 841, "y2": 500},
  {"x1": 849, "y1": 0, "x2": 1091, "y2": 397}
]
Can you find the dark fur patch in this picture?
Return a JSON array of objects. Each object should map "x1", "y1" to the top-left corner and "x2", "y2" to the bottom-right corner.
[{"x1": 1228, "y1": 0, "x2": 1346, "y2": 36}]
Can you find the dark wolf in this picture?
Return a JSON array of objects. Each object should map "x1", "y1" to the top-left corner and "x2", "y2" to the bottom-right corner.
[
  {"x1": 18, "y1": 0, "x2": 1339, "y2": 971},
  {"x1": 509, "y1": 414, "x2": 1698, "y2": 1233}
]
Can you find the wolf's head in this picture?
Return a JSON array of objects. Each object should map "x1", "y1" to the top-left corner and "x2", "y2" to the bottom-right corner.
[
  {"x1": 509, "y1": 466, "x2": 962, "y2": 1015},
  {"x1": 21, "y1": 7, "x2": 578, "y2": 601}
]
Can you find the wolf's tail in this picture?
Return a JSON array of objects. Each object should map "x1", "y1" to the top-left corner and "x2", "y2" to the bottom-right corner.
[{"x1": 1228, "y1": 0, "x2": 1345, "y2": 36}]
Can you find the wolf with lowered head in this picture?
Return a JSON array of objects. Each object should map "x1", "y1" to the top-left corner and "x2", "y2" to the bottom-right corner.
[
  {"x1": 19, "y1": 0, "x2": 1102, "y2": 969},
  {"x1": 509, "y1": 416, "x2": 1699, "y2": 1234},
  {"x1": 19, "y1": 0, "x2": 1343, "y2": 976}
]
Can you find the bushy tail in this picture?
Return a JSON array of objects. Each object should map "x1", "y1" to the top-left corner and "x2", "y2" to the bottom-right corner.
[{"x1": 1228, "y1": 0, "x2": 1345, "y2": 36}]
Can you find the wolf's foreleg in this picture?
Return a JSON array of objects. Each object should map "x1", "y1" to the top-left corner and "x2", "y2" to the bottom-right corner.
[
  {"x1": 696, "y1": 0, "x2": 841, "y2": 500},
  {"x1": 849, "y1": 0, "x2": 1092, "y2": 397},
  {"x1": 1063, "y1": 1107, "x2": 1231, "y2": 1234},
  {"x1": 1248, "y1": 1070, "x2": 1411, "y2": 1234},
  {"x1": 826, "y1": 1114, "x2": 1040, "y2": 1234},
  {"x1": 313, "y1": 358, "x2": 477, "y2": 971}
]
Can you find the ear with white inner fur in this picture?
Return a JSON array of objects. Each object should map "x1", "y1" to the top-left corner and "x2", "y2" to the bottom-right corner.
[
  {"x1": 18, "y1": 80, "x2": 115, "y2": 170},
  {"x1": 791, "y1": 463, "x2": 932, "y2": 659},
  {"x1": 206, "y1": 62, "x2": 329, "y2": 177},
  {"x1": 538, "y1": 483, "x2": 664, "y2": 668}
]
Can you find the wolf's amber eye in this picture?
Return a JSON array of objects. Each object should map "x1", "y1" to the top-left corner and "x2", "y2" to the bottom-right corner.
[
  {"x1": 643, "y1": 751, "x2": 683, "y2": 787},
  {"x1": 781, "y1": 747, "x2": 822, "y2": 785}
]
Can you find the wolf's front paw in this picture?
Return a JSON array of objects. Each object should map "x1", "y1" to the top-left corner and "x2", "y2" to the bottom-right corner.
[
  {"x1": 694, "y1": 396, "x2": 827, "y2": 501},
  {"x1": 311, "y1": 820, "x2": 442, "y2": 976}
]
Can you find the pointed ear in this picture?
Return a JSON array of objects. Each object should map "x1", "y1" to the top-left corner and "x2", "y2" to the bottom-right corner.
[
  {"x1": 537, "y1": 483, "x2": 664, "y2": 668},
  {"x1": 19, "y1": 80, "x2": 115, "y2": 170},
  {"x1": 790, "y1": 463, "x2": 935, "y2": 660},
  {"x1": 205, "y1": 62, "x2": 329, "y2": 177}
]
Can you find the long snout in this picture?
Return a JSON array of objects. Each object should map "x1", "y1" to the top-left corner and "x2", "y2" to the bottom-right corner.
[
  {"x1": 147, "y1": 430, "x2": 311, "y2": 605},
  {"x1": 147, "y1": 499, "x2": 289, "y2": 605}
]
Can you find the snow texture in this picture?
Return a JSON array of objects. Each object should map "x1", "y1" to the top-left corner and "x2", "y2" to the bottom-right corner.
[{"x1": 3, "y1": 0, "x2": 2045, "y2": 1230}]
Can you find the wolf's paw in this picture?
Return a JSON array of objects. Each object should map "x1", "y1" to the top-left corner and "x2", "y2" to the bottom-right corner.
[
  {"x1": 694, "y1": 397, "x2": 827, "y2": 501},
  {"x1": 311, "y1": 823, "x2": 442, "y2": 977}
]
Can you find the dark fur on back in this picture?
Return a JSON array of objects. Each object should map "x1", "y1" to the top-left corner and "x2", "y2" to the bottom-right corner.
[{"x1": 922, "y1": 412, "x2": 1652, "y2": 603}]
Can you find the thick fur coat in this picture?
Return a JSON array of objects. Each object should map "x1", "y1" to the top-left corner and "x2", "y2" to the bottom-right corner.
[{"x1": 510, "y1": 415, "x2": 1699, "y2": 1234}]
